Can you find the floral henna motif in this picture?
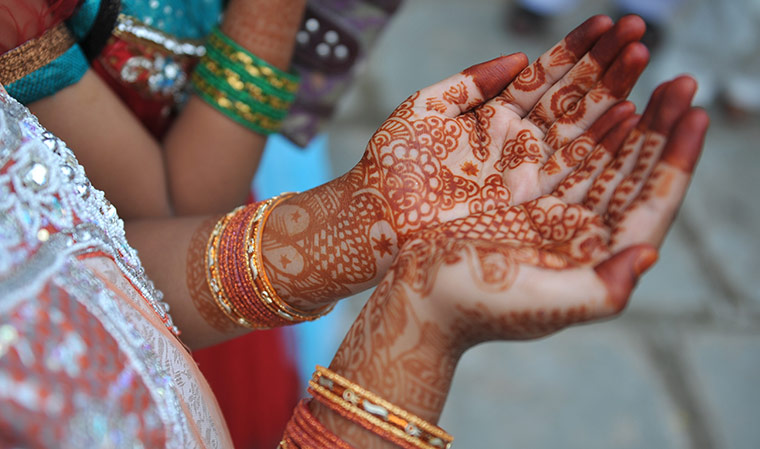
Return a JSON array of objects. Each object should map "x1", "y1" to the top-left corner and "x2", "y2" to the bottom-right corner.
[
  {"x1": 425, "y1": 97, "x2": 447, "y2": 114},
  {"x1": 548, "y1": 45, "x2": 577, "y2": 68},
  {"x1": 528, "y1": 103, "x2": 552, "y2": 131},
  {"x1": 468, "y1": 174, "x2": 511, "y2": 213},
  {"x1": 495, "y1": 129, "x2": 543, "y2": 171},
  {"x1": 551, "y1": 84, "x2": 587, "y2": 122},
  {"x1": 461, "y1": 105, "x2": 495, "y2": 162},
  {"x1": 460, "y1": 161, "x2": 479, "y2": 176},
  {"x1": 442, "y1": 82, "x2": 469, "y2": 106},
  {"x1": 560, "y1": 135, "x2": 596, "y2": 169}
]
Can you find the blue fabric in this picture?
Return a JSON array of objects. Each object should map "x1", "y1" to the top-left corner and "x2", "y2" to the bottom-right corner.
[
  {"x1": 68, "y1": 0, "x2": 102, "y2": 39},
  {"x1": 123, "y1": 0, "x2": 221, "y2": 39},
  {"x1": 6, "y1": 0, "x2": 101, "y2": 104},
  {"x1": 6, "y1": 45, "x2": 88, "y2": 104}
]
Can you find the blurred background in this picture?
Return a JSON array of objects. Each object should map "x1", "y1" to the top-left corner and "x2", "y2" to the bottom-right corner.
[{"x1": 256, "y1": 0, "x2": 760, "y2": 447}]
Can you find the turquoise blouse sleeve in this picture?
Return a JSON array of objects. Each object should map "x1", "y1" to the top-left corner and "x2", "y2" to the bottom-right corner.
[{"x1": 6, "y1": 0, "x2": 102, "y2": 104}]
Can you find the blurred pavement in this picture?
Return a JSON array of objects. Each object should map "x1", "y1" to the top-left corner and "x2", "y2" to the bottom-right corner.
[{"x1": 309, "y1": 0, "x2": 759, "y2": 447}]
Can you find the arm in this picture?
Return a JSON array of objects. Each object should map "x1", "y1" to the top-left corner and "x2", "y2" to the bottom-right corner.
[
  {"x1": 27, "y1": 0, "x2": 307, "y2": 219},
  {"x1": 163, "y1": 0, "x2": 307, "y2": 214},
  {"x1": 304, "y1": 75, "x2": 709, "y2": 448},
  {"x1": 126, "y1": 15, "x2": 651, "y2": 348}
]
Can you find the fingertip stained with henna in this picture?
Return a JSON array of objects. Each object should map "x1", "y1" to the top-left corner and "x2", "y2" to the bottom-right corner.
[
  {"x1": 601, "y1": 42, "x2": 649, "y2": 98},
  {"x1": 588, "y1": 14, "x2": 646, "y2": 66},
  {"x1": 564, "y1": 15, "x2": 614, "y2": 58},
  {"x1": 660, "y1": 108, "x2": 709, "y2": 173},
  {"x1": 462, "y1": 53, "x2": 529, "y2": 100}
]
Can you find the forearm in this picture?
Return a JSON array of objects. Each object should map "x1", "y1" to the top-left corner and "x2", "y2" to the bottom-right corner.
[
  {"x1": 164, "y1": 0, "x2": 307, "y2": 215},
  {"x1": 30, "y1": 71, "x2": 172, "y2": 219},
  {"x1": 124, "y1": 167, "x2": 398, "y2": 348},
  {"x1": 309, "y1": 272, "x2": 458, "y2": 448},
  {"x1": 125, "y1": 216, "x2": 249, "y2": 349}
]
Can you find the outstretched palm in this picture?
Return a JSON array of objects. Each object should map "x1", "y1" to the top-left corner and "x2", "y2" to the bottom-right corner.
[
  {"x1": 355, "y1": 15, "x2": 650, "y2": 245},
  {"x1": 385, "y1": 76, "x2": 708, "y2": 345}
]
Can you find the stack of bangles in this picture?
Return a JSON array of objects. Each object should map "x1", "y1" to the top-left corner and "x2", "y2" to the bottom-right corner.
[
  {"x1": 289, "y1": 366, "x2": 454, "y2": 449},
  {"x1": 206, "y1": 193, "x2": 334, "y2": 328},
  {"x1": 191, "y1": 26, "x2": 300, "y2": 135}
]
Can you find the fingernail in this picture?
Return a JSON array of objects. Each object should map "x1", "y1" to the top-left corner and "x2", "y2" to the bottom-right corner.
[{"x1": 634, "y1": 248, "x2": 659, "y2": 276}]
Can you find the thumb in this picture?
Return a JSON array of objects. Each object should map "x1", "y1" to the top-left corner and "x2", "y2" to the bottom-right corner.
[
  {"x1": 417, "y1": 53, "x2": 529, "y2": 117},
  {"x1": 594, "y1": 244, "x2": 658, "y2": 313}
]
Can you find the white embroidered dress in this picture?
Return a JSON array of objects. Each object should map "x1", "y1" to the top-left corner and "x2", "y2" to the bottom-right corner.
[{"x1": 0, "y1": 89, "x2": 232, "y2": 448}]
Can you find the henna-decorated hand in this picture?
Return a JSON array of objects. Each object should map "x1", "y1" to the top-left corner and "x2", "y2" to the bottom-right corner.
[
  {"x1": 353, "y1": 15, "x2": 649, "y2": 247},
  {"x1": 390, "y1": 76, "x2": 708, "y2": 347},
  {"x1": 259, "y1": 15, "x2": 652, "y2": 313},
  {"x1": 316, "y1": 79, "x2": 708, "y2": 446}
]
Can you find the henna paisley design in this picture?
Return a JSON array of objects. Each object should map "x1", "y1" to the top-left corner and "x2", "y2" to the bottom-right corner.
[
  {"x1": 551, "y1": 84, "x2": 586, "y2": 120},
  {"x1": 512, "y1": 61, "x2": 546, "y2": 92},
  {"x1": 560, "y1": 134, "x2": 595, "y2": 167}
]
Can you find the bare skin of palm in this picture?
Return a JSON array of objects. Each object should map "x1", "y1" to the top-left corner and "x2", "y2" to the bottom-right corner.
[{"x1": 310, "y1": 40, "x2": 708, "y2": 449}]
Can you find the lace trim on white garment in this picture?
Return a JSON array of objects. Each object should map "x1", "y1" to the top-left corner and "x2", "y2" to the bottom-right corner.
[
  {"x1": 0, "y1": 91, "x2": 229, "y2": 447},
  {"x1": 0, "y1": 90, "x2": 179, "y2": 335}
]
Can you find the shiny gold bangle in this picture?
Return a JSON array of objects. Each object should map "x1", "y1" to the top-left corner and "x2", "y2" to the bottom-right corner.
[
  {"x1": 206, "y1": 207, "x2": 250, "y2": 326},
  {"x1": 308, "y1": 366, "x2": 453, "y2": 449},
  {"x1": 207, "y1": 194, "x2": 335, "y2": 328}
]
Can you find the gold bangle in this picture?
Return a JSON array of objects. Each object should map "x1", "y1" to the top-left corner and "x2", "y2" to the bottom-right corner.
[
  {"x1": 206, "y1": 207, "x2": 252, "y2": 326},
  {"x1": 309, "y1": 366, "x2": 453, "y2": 449},
  {"x1": 206, "y1": 194, "x2": 335, "y2": 328}
]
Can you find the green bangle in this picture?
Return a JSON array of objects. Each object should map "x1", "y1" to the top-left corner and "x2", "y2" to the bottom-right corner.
[
  {"x1": 192, "y1": 71, "x2": 284, "y2": 135},
  {"x1": 194, "y1": 61, "x2": 289, "y2": 120},
  {"x1": 191, "y1": 25, "x2": 301, "y2": 134},
  {"x1": 204, "y1": 44, "x2": 295, "y2": 102},
  {"x1": 207, "y1": 27, "x2": 300, "y2": 94},
  {"x1": 196, "y1": 54, "x2": 294, "y2": 112}
]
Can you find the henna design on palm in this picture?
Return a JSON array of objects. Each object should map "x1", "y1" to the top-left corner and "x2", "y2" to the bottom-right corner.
[
  {"x1": 260, "y1": 16, "x2": 650, "y2": 315},
  {"x1": 393, "y1": 75, "x2": 708, "y2": 344}
]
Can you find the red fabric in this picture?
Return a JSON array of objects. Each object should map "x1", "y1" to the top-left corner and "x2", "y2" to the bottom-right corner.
[
  {"x1": 193, "y1": 329, "x2": 302, "y2": 449},
  {"x1": 0, "y1": 0, "x2": 80, "y2": 52}
]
